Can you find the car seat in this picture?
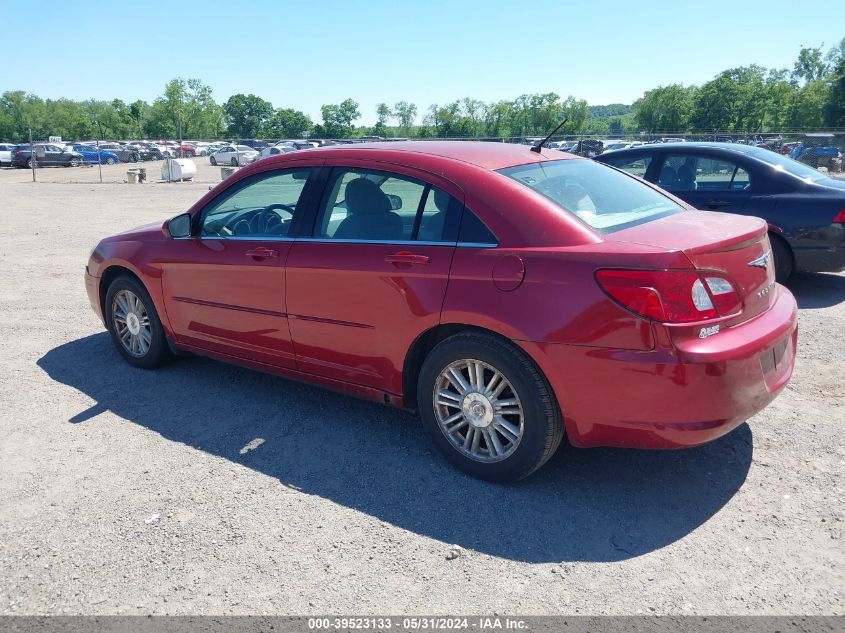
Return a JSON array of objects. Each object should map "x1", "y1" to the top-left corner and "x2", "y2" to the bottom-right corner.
[
  {"x1": 658, "y1": 165, "x2": 678, "y2": 189},
  {"x1": 334, "y1": 178, "x2": 404, "y2": 240}
]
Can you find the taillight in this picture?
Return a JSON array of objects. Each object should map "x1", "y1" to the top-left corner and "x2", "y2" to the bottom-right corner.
[
  {"x1": 834, "y1": 209, "x2": 845, "y2": 224},
  {"x1": 595, "y1": 269, "x2": 741, "y2": 323}
]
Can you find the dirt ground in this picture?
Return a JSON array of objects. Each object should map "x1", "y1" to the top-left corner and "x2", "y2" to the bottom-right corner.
[{"x1": 0, "y1": 160, "x2": 843, "y2": 615}]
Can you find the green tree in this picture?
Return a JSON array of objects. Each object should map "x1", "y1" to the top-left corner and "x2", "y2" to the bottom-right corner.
[
  {"x1": 792, "y1": 46, "x2": 828, "y2": 84},
  {"x1": 825, "y1": 38, "x2": 845, "y2": 127},
  {"x1": 392, "y1": 101, "x2": 417, "y2": 136},
  {"x1": 692, "y1": 66, "x2": 768, "y2": 132},
  {"x1": 373, "y1": 102, "x2": 391, "y2": 137},
  {"x1": 320, "y1": 98, "x2": 360, "y2": 138},
  {"x1": 634, "y1": 84, "x2": 695, "y2": 133},
  {"x1": 223, "y1": 93, "x2": 273, "y2": 139},
  {"x1": 261, "y1": 108, "x2": 314, "y2": 139}
]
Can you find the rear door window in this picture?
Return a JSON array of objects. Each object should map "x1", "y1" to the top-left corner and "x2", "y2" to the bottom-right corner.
[
  {"x1": 661, "y1": 154, "x2": 752, "y2": 192},
  {"x1": 313, "y1": 168, "x2": 461, "y2": 243}
]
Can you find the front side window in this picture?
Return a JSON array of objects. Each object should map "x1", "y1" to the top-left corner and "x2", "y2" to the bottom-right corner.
[
  {"x1": 661, "y1": 154, "x2": 752, "y2": 192},
  {"x1": 498, "y1": 159, "x2": 682, "y2": 233},
  {"x1": 199, "y1": 168, "x2": 313, "y2": 238},
  {"x1": 313, "y1": 168, "x2": 460, "y2": 242}
]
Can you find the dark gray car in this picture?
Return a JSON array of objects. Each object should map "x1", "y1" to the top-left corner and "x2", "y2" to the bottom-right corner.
[{"x1": 11, "y1": 144, "x2": 83, "y2": 168}]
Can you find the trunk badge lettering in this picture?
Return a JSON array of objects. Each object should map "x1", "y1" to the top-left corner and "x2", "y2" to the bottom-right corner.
[
  {"x1": 748, "y1": 250, "x2": 772, "y2": 268},
  {"x1": 699, "y1": 324, "x2": 720, "y2": 339}
]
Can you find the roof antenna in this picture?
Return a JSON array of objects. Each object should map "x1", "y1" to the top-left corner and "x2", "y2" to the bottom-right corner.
[{"x1": 531, "y1": 117, "x2": 569, "y2": 153}]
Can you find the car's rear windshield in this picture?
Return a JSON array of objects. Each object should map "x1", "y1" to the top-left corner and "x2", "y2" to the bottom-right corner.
[
  {"x1": 497, "y1": 158, "x2": 682, "y2": 233},
  {"x1": 747, "y1": 147, "x2": 830, "y2": 183}
]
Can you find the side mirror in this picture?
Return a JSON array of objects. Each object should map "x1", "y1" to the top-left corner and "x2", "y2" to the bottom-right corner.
[
  {"x1": 386, "y1": 194, "x2": 402, "y2": 210},
  {"x1": 168, "y1": 213, "x2": 192, "y2": 238}
]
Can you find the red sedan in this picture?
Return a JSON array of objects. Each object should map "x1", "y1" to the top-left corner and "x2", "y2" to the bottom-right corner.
[{"x1": 84, "y1": 142, "x2": 798, "y2": 481}]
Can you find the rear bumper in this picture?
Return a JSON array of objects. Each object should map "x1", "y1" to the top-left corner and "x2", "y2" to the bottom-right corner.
[
  {"x1": 793, "y1": 224, "x2": 845, "y2": 273},
  {"x1": 520, "y1": 285, "x2": 798, "y2": 449}
]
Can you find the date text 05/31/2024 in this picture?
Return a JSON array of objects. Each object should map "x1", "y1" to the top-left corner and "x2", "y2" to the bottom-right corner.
[{"x1": 307, "y1": 617, "x2": 528, "y2": 630}]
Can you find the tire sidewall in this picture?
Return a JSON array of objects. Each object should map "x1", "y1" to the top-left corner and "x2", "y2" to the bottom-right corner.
[
  {"x1": 770, "y1": 235, "x2": 793, "y2": 283},
  {"x1": 105, "y1": 276, "x2": 170, "y2": 369},
  {"x1": 418, "y1": 334, "x2": 560, "y2": 482}
]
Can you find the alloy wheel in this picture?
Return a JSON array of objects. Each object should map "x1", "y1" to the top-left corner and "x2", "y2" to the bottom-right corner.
[
  {"x1": 433, "y1": 358, "x2": 524, "y2": 462},
  {"x1": 111, "y1": 289, "x2": 152, "y2": 357}
]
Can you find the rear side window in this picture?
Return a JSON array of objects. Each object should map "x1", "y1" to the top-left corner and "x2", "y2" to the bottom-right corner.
[
  {"x1": 661, "y1": 154, "x2": 752, "y2": 192},
  {"x1": 601, "y1": 154, "x2": 652, "y2": 178},
  {"x1": 313, "y1": 168, "x2": 461, "y2": 243},
  {"x1": 497, "y1": 159, "x2": 682, "y2": 233}
]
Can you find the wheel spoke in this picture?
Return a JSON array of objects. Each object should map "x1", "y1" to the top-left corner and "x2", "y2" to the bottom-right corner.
[
  {"x1": 470, "y1": 426, "x2": 481, "y2": 454},
  {"x1": 437, "y1": 389, "x2": 462, "y2": 403},
  {"x1": 447, "y1": 367, "x2": 470, "y2": 394},
  {"x1": 470, "y1": 361, "x2": 485, "y2": 389},
  {"x1": 463, "y1": 426, "x2": 475, "y2": 450},
  {"x1": 484, "y1": 428, "x2": 504, "y2": 457},
  {"x1": 494, "y1": 416, "x2": 521, "y2": 443},
  {"x1": 445, "y1": 418, "x2": 469, "y2": 435},
  {"x1": 484, "y1": 372, "x2": 501, "y2": 395}
]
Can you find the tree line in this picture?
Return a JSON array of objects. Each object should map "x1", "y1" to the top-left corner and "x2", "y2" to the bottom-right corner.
[
  {"x1": 0, "y1": 39, "x2": 842, "y2": 142},
  {"x1": 634, "y1": 39, "x2": 845, "y2": 133}
]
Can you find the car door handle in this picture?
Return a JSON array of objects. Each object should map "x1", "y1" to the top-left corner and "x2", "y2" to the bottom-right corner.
[
  {"x1": 385, "y1": 252, "x2": 430, "y2": 267},
  {"x1": 246, "y1": 247, "x2": 278, "y2": 259},
  {"x1": 705, "y1": 199, "x2": 731, "y2": 208}
]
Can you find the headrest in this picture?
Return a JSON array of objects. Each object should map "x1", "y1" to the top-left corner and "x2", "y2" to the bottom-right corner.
[{"x1": 345, "y1": 178, "x2": 391, "y2": 215}]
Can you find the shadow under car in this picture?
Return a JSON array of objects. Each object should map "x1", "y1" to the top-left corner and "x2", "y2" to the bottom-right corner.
[{"x1": 37, "y1": 332, "x2": 753, "y2": 563}]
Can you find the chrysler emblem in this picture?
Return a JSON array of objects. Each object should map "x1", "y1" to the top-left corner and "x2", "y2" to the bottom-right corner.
[{"x1": 748, "y1": 250, "x2": 771, "y2": 268}]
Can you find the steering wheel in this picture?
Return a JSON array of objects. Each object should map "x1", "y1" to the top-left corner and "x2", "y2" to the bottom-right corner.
[
  {"x1": 263, "y1": 203, "x2": 296, "y2": 218},
  {"x1": 243, "y1": 203, "x2": 296, "y2": 236}
]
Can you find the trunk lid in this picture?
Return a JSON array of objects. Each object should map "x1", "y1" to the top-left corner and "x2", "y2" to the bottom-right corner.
[{"x1": 605, "y1": 210, "x2": 775, "y2": 323}]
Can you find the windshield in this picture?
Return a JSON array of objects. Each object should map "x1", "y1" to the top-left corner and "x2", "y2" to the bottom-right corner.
[
  {"x1": 747, "y1": 148, "x2": 830, "y2": 183},
  {"x1": 497, "y1": 159, "x2": 682, "y2": 232}
]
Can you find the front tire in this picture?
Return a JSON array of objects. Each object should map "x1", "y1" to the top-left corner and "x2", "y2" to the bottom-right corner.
[
  {"x1": 417, "y1": 332, "x2": 564, "y2": 482},
  {"x1": 105, "y1": 157, "x2": 116, "y2": 165},
  {"x1": 105, "y1": 276, "x2": 173, "y2": 369},
  {"x1": 210, "y1": 156, "x2": 217, "y2": 166},
  {"x1": 230, "y1": 157, "x2": 238, "y2": 166}
]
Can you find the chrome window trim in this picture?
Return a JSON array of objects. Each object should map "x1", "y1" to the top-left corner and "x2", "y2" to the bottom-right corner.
[{"x1": 174, "y1": 236, "x2": 498, "y2": 248}]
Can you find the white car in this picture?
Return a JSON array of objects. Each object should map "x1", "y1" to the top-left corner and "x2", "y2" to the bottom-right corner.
[
  {"x1": 209, "y1": 145, "x2": 259, "y2": 166},
  {"x1": 0, "y1": 143, "x2": 17, "y2": 165},
  {"x1": 258, "y1": 145, "x2": 298, "y2": 159}
]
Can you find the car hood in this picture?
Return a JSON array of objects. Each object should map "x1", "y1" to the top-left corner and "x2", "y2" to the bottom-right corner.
[{"x1": 105, "y1": 221, "x2": 166, "y2": 242}]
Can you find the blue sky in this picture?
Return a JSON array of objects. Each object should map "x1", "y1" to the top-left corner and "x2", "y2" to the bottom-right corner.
[{"x1": 2, "y1": 0, "x2": 843, "y2": 124}]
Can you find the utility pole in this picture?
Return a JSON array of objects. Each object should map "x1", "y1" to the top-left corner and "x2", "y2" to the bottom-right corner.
[{"x1": 29, "y1": 128, "x2": 36, "y2": 182}]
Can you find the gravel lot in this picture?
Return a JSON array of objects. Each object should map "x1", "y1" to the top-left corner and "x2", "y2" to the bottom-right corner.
[{"x1": 0, "y1": 160, "x2": 843, "y2": 616}]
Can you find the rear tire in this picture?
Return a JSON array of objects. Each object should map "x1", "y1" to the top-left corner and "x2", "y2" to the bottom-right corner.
[
  {"x1": 105, "y1": 275, "x2": 173, "y2": 370},
  {"x1": 770, "y1": 234, "x2": 793, "y2": 283},
  {"x1": 230, "y1": 157, "x2": 238, "y2": 166},
  {"x1": 417, "y1": 332, "x2": 564, "y2": 482},
  {"x1": 210, "y1": 156, "x2": 217, "y2": 166}
]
